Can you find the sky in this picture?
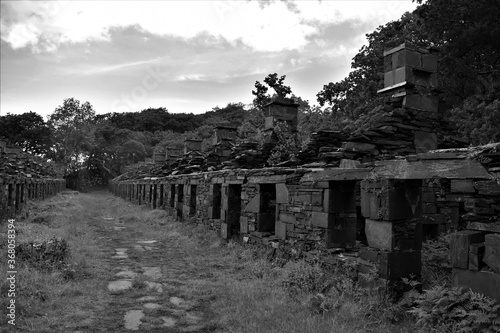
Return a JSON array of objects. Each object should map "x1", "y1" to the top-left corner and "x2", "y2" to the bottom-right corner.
[{"x1": 0, "y1": 0, "x2": 418, "y2": 118}]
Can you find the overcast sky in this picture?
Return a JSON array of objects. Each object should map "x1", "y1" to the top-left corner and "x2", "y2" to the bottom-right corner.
[{"x1": 0, "y1": 0, "x2": 417, "y2": 118}]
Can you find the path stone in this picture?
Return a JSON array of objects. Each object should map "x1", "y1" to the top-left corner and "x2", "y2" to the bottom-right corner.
[
  {"x1": 145, "y1": 281, "x2": 163, "y2": 293},
  {"x1": 137, "y1": 296, "x2": 158, "y2": 302},
  {"x1": 144, "y1": 246, "x2": 155, "y2": 251},
  {"x1": 115, "y1": 270, "x2": 137, "y2": 279},
  {"x1": 185, "y1": 312, "x2": 203, "y2": 324},
  {"x1": 103, "y1": 217, "x2": 115, "y2": 221},
  {"x1": 108, "y1": 280, "x2": 132, "y2": 292},
  {"x1": 133, "y1": 245, "x2": 146, "y2": 252},
  {"x1": 170, "y1": 296, "x2": 184, "y2": 307},
  {"x1": 160, "y1": 316, "x2": 177, "y2": 328},
  {"x1": 143, "y1": 303, "x2": 162, "y2": 310},
  {"x1": 124, "y1": 310, "x2": 144, "y2": 331},
  {"x1": 111, "y1": 254, "x2": 128, "y2": 259},
  {"x1": 114, "y1": 226, "x2": 125, "y2": 231},
  {"x1": 142, "y1": 266, "x2": 162, "y2": 280},
  {"x1": 137, "y1": 240, "x2": 157, "y2": 244}
]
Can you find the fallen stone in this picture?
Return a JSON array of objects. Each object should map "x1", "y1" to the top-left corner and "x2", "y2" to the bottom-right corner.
[
  {"x1": 450, "y1": 231, "x2": 485, "y2": 269},
  {"x1": 108, "y1": 280, "x2": 132, "y2": 292},
  {"x1": 484, "y1": 234, "x2": 500, "y2": 273},
  {"x1": 124, "y1": 310, "x2": 144, "y2": 331}
]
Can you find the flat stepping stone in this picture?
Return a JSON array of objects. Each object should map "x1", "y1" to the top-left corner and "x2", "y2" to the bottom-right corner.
[
  {"x1": 145, "y1": 281, "x2": 163, "y2": 293},
  {"x1": 137, "y1": 296, "x2": 158, "y2": 302},
  {"x1": 108, "y1": 280, "x2": 132, "y2": 292},
  {"x1": 185, "y1": 312, "x2": 203, "y2": 324},
  {"x1": 124, "y1": 310, "x2": 144, "y2": 331},
  {"x1": 115, "y1": 270, "x2": 137, "y2": 279},
  {"x1": 136, "y1": 240, "x2": 157, "y2": 244},
  {"x1": 143, "y1": 303, "x2": 162, "y2": 310},
  {"x1": 169, "y1": 297, "x2": 184, "y2": 307},
  {"x1": 142, "y1": 266, "x2": 162, "y2": 280},
  {"x1": 144, "y1": 246, "x2": 155, "y2": 251},
  {"x1": 102, "y1": 217, "x2": 115, "y2": 221},
  {"x1": 180, "y1": 325, "x2": 205, "y2": 333},
  {"x1": 160, "y1": 316, "x2": 177, "y2": 328},
  {"x1": 111, "y1": 254, "x2": 128, "y2": 259},
  {"x1": 114, "y1": 226, "x2": 125, "y2": 231},
  {"x1": 133, "y1": 245, "x2": 146, "y2": 252},
  {"x1": 115, "y1": 248, "x2": 128, "y2": 252}
]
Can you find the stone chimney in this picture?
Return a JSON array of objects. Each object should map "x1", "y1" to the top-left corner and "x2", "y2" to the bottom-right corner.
[
  {"x1": 213, "y1": 125, "x2": 237, "y2": 145},
  {"x1": 184, "y1": 139, "x2": 202, "y2": 154},
  {"x1": 263, "y1": 96, "x2": 299, "y2": 132},
  {"x1": 378, "y1": 43, "x2": 439, "y2": 112},
  {"x1": 165, "y1": 147, "x2": 182, "y2": 164},
  {"x1": 378, "y1": 43, "x2": 440, "y2": 152}
]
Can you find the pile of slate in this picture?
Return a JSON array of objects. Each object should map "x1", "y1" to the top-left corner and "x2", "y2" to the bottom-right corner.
[
  {"x1": 0, "y1": 148, "x2": 59, "y2": 180},
  {"x1": 296, "y1": 131, "x2": 347, "y2": 165},
  {"x1": 169, "y1": 151, "x2": 207, "y2": 175},
  {"x1": 222, "y1": 141, "x2": 269, "y2": 169},
  {"x1": 342, "y1": 107, "x2": 468, "y2": 160}
]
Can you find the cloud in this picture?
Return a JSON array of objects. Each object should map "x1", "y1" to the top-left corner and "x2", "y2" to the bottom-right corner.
[{"x1": 0, "y1": 1, "x2": 417, "y2": 53}]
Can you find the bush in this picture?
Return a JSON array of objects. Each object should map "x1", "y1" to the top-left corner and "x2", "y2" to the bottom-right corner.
[{"x1": 409, "y1": 286, "x2": 500, "y2": 333}]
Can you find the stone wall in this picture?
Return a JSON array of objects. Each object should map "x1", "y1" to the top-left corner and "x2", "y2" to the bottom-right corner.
[
  {"x1": 0, "y1": 141, "x2": 66, "y2": 221},
  {"x1": 110, "y1": 148, "x2": 500, "y2": 301}
]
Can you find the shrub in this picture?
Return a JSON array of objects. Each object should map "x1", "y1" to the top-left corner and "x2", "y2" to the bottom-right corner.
[{"x1": 409, "y1": 285, "x2": 500, "y2": 333}]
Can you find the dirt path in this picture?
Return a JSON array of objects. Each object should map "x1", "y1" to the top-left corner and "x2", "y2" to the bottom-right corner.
[{"x1": 74, "y1": 191, "x2": 225, "y2": 333}]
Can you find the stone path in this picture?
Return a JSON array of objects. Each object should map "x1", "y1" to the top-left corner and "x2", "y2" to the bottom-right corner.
[{"x1": 90, "y1": 215, "x2": 217, "y2": 332}]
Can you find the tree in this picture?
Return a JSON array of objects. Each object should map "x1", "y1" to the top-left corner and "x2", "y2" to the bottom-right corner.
[
  {"x1": 252, "y1": 73, "x2": 293, "y2": 110},
  {"x1": 0, "y1": 111, "x2": 52, "y2": 155},
  {"x1": 48, "y1": 98, "x2": 96, "y2": 174},
  {"x1": 316, "y1": 12, "x2": 428, "y2": 131}
]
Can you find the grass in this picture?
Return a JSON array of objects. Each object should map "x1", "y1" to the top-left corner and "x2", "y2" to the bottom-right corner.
[{"x1": 0, "y1": 189, "x2": 443, "y2": 332}]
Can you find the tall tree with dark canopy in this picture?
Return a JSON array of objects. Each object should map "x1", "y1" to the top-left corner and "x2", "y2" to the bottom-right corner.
[{"x1": 0, "y1": 111, "x2": 52, "y2": 155}]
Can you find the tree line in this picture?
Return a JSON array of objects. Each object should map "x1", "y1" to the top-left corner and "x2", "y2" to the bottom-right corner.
[{"x1": 1, "y1": 0, "x2": 498, "y2": 183}]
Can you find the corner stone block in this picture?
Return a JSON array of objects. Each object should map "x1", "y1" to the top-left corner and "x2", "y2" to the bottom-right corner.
[
  {"x1": 484, "y1": 234, "x2": 500, "y2": 273},
  {"x1": 422, "y1": 53, "x2": 438, "y2": 72},
  {"x1": 220, "y1": 222, "x2": 230, "y2": 239},
  {"x1": 365, "y1": 219, "x2": 394, "y2": 250},
  {"x1": 276, "y1": 221, "x2": 287, "y2": 240},
  {"x1": 311, "y1": 211, "x2": 333, "y2": 229},
  {"x1": 276, "y1": 183, "x2": 289, "y2": 204},
  {"x1": 240, "y1": 216, "x2": 248, "y2": 234},
  {"x1": 279, "y1": 212, "x2": 297, "y2": 224},
  {"x1": 469, "y1": 242, "x2": 485, "y2": 271},
  {"x1": 379, "y1": 250, "x2": 422, "y2": 280},
  {"x1": 453, "y1": 268, "x2": 500, "y2": 303},
  {"x1": 450, "y1": 231, "x2": 485, "y2": 269}
]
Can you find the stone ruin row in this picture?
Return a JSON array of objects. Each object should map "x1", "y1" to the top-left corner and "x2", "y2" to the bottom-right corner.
[
  {"x1": 111, "y1": 44, "x2": 500, "y2": 301},
  {"x1": 0, "y1": 140, "x2": 66, "y2": 219}
]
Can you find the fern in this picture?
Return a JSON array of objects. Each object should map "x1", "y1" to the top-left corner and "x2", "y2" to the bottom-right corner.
[{"x1": 409, "y1": 285, "x2": 500, "y2": 333}]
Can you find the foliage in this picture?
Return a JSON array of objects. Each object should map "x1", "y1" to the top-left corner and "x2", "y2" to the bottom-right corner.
[
  {"x1": 421, "y1": 234, "x2": 452, "y2": 287},
  {"x1": 0, "y1": 112, "x2": 52, "y2": 155},
  {"x1": 408, "y1": 285, "x2": 500, "y2": 333},
  {"x1": 316, "y1": 0, "x2": 500, "y2": 142},
  {"x1": 448, "y1": 79, "x2": 500, "y2": 145},
  {"x1": 267, "y1": 121, "x2": 300, "y2": 166},
  {"x1": 252, "y1": 73, "x2": 293, "y2": 110},
  {"x1": 48, "y1": 98, "x2": 96, "y2": 174},
  {"x1": 316, "y1": 12, "x2": 428, "y2": 128},
  {"x1": 281, "y1": 260, "x2": 330, "y2": 295}
]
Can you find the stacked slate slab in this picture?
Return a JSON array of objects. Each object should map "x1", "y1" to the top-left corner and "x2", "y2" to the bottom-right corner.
[{"x1": 0, "y1": 140, "x2": 66, "y2": 220}]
